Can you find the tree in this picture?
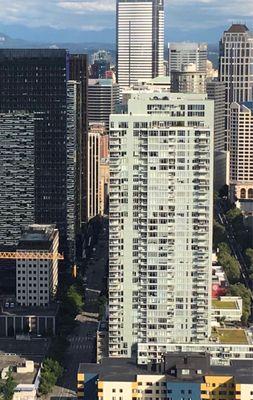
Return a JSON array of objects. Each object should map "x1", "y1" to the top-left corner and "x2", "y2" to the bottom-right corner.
[
  {"x1": 230, "y1": 283, "x2": 252, "y2": 324},
  {"x1": 0, "y1": 369, "x2": 16, "y2": 400},
  {"x1": 213, "y1": 220, "x2": 227, "y2": 249},
  {"x1": 245, "y1": 248, "x2": 253, "y2": 274},
  {"x1": 62, "y1": 284, "x2": 84, "y2": 316},
  {"x1": 226, "y1": 207, "x2": 242, "y2": 222},
  {"x1": 218, "y1": 242, "x2": 231, "y2": 255},
  {"x1": 39, "y1": 358, "x2": 63, "y2": 396},
  {"x1": 217, "y1": 251, "x2": 241, "y2": 284}
]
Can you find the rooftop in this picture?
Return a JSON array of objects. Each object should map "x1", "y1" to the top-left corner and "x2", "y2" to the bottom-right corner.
[
  {"x1": 1, "y1": 303, "x2": 59, "y2": 316},
  {"x1": 17, "y1": 224, "x2": 57, "y2": 251},
  {"x1": 0, "y1": 355, "x2": 39, "y2": 385},
  {"x1": 79, "y1": 353, "x2": 253, "y2": 383},
  {"x1": 212, "y1": 328, "x2": 248, "y2": 344},
  {"x1": 212, "y1": 300, "x2": 237, "y2": 309},
  {"x1": 226, "y1": 24, "x2": 249, "y2": 33}
]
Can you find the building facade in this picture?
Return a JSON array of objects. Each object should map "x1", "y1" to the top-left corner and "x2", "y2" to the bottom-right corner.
[
  {"x1": 0, "y1": 112, "x2": 35, "y2": 247},
  {"x1": 229, "y1": 102, "x2": 253, "y2": 202},
  {"x1": 171, "y1": 63, "x2": 207, "y2": 94},
  {"x1": 16, "y1": 225, "x2": 59, "y2": 307},
  {"x1": 0, "y1": 49, "x2": 68, "y2": 248},
  {"x1": 88, "y1": 79, "x2": 120, "y2": 133},
  {"x1": 87, "y1": 124, "x2": 102, "y2": 220},
  {"x1": 219, "y1": 24, "x2": 253, "y2": 148},
  {"x1": 117, "y1": 0, "x2": 164, "y2": 87},
  {"x1": 109, "y1": 92, "x2": 214, "y2": 358},
  {"x1": 77, "y1": 354, "x2": 253, "y2": 400},
  {"x1": 168, "y1": 42, "x2": 207, "y2": 74},
  {"x1": 69, "y1": 54, "x2": 89, "y2": 226},
  {"x1": 206, "y1": 81, "x2": 226, "y2": 153}
]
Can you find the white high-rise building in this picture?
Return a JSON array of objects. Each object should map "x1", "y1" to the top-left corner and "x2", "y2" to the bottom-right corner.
[
  {"x1": 219, "y1": 24, "x2": 253, "y2": 148},
  {"x1": 168, "y1": 42, "x2": 207, "y2": 74},
  {"x1": 109, "y1": 92, "x2": 214, "y2": 359},
  {"x1": 117, "y1": 0, "x2": 164, "y2": 87}
]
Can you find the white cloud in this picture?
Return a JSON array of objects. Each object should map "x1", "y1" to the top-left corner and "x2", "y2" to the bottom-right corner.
[{"x1": 58, "y1": 1, "x2": 115, "y2": 13}]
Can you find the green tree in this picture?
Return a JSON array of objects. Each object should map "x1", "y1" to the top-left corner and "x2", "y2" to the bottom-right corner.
[
  {"x1": 226, "y1": 207, "x2": 242, "y2": 222},
  {"x1": 0, "y1": 369, "x2": 16, "y2": 400},
  {"x1": 39, "y1": 358, "x2": 63, "y2": 396},
  {"x1": 213, "y1": 220, "x2": 227, "y2": 249},
  {"x1": 217, "y1": 251, "x2": 241, "y2": 284},
  {"x1": 245, "y1": 248, "x2": 253, "y2": 274},
  {"x1": 62, "y1": 284, "x2": 84, "y2": 316},
  {"x1": 230, "y1": 283, "x2": 252, "y2": 324},
  {"x1": 218, "y1": 242, "x2": 231, "y2": 255}
]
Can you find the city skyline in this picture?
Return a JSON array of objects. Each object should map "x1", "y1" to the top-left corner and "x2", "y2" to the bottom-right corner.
[{"x1": 0, "y1": 1, "x2": 252, "y2": 43}]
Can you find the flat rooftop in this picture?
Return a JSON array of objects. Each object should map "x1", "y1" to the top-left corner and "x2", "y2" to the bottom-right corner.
[
  {"x1": 212, "y1": 328, "x2": 248, "y2": 344},
  {"x1": 1, "y1": 303, "x2": 59, "y2": 317},
  {"x1": 212, "y1": 300, "x2": 237, "y2": 309},
  {"x1": 79, "y1": 355, "x2": 253, "y2": 383},
  {"x1": 17, "y1": 224, "x2": 57, "y2": 251},
  {"x1": 0, "y1": 355, "x2": 39, "y2": 384}
]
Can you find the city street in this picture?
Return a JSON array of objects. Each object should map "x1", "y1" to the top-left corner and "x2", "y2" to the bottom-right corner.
[{"x1": 49, "y1": 223, "x2": 108, "y2": 399}]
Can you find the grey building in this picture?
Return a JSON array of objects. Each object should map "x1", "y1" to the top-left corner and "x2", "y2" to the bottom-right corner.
[
  {"x1": 88, "y1": 79, "x2": 120, "y2": 133},
  {"x1": 168, "y1": 42, "x2": 207, "y2": 74}
]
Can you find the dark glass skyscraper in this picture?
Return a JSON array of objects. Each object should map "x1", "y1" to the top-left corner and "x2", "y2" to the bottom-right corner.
[{"x1": 0, "y1": 49, "x2": 68, "y2": 248}]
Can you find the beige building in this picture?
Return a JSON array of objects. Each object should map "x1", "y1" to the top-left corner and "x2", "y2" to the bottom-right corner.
[
  {"x1": 16, "y1": 225, "x2": 59, "y2": 308},
  {"x1": 171, "y1": 63, "x2": 206, "y2": 94},
  {"x1": 229, "y1": 102, "x2": 253, "y2": 202}
]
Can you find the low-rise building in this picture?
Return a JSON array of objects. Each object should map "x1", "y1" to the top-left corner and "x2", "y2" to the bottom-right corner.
[
  {"x1": 212, "y1": 296, "x2": 243, "y2": 325},
  {"x1": 77, "y1": 353, "x2": 253, "y2": 400}
]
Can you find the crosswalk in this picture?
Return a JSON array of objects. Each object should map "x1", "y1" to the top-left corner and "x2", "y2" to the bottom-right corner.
[{"x1": 67, "y1": 336, "x2": 95, "y2": 352}]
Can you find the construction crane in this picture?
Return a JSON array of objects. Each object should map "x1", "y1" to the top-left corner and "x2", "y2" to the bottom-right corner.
[{"x1": 0, "y1": 252, "x2": 64, "y2": 260}]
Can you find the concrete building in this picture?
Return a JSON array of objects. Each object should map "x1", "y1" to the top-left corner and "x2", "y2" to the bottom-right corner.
[
  {"x1": 109, "y1": 92, "x2": 214, "y2": 359},
  {"x1": 0, "y1": 304, "x2": 58, "y2": 336},
  {"x1": 168, "y1": 42, "x2": 207, "y2": 74},
  {"x1": 0, "y1": 112, "x2": 35, "y2": 247},
  {"x1": 88, "y1": 79, "x2": 120, "y2": 133},
  {"x1": 171, "y1": 63, "x2": 206, "y2": 94},
  {"x1": 16, "y1": 225, "x2": 59, "y2": 307},
  {"x1": 229, "y1": 102, "x2": 253, "y2": 203},
  {"x1": 117, "y1": 0, "x2": 164, "y2": 87},
  {"x1": 77, "y1": 353, "x2": 253, "y2": 400},
  {"x1": 87, "y1": 124, "x2": 101, "y2": 220},
  {"x1": 219, "y1": 24, "x2": 253, "y2": 148}
]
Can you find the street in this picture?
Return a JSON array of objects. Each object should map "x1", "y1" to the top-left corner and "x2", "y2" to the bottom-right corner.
[{"x1": 48, "y1": 223, "x2": 108, "y2": 399}]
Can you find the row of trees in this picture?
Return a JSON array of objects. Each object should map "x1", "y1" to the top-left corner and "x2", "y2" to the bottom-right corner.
[{"x1": 214, "y1": 203, "x2": 253, "y2": 324}]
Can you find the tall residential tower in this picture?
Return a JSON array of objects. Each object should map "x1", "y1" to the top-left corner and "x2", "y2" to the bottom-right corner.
[
  {"x1": 117, "y1": 0, "x2": 164, "y2": 87},
  {"x1": 109, "y1": 92, "x2": 214, "y2": 359}
]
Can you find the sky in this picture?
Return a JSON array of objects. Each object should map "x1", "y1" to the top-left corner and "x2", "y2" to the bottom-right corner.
[{"x1": 0, "y1": 0, "x2": 252, "y2": 43}]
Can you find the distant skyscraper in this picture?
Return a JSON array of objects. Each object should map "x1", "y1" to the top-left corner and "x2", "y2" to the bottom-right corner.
[
  {"x1": 229, "y1": 102, "x2": 253, "y2": 203},
  {"x1": 90, "y1": 50, "x2": 111, "y2": 79},
  {"x1": 88, "y1": 79, "x2": 120, "y2": 133},
  {"x1": 219, "y1": 24, "x2": 253, "y2": 147},
  {"x1": 117, "y1": 0, "x2": 164, "y2": 87},
  {"x1": 109, "y1": 92, "x2": 214, "y2": 359},
  {"x1": 0, "y1": 49, "x2": 68, "y2": 249},
  {"x1": 0, "y1": 112, "x2": 35, "y2": 246},
  {"x1": 168, "y1": 42, "x2": 207, "y2": 74}
]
